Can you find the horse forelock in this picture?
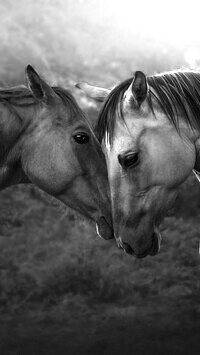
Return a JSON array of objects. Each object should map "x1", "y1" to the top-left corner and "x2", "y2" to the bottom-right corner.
[
  {"x1": 96, "y1": 79, "x2": 132, "y2": 144},
  {"x1": 97, "y1": 69, "x2": 200, "y2": 144}
]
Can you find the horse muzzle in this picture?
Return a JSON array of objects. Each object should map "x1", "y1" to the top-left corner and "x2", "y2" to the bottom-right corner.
[
  {"x1": 96, "y1": 216, "x2": 114, "y2": 240},
  {"x1": 116, "y1": 231, "x2": 162, "y2": 258}
]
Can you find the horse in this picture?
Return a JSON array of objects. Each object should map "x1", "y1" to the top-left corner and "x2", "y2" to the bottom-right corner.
[
  {"x1": 77, "y1": 69, "x2": 200, "y2": 257},
  {"x1": 0, "y1": 65, "x2": 113, "y2": 240}
]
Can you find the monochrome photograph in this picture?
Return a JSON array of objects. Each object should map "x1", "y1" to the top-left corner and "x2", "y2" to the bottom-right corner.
[{"x1": 0, "y1": 1, "x2": 200, "y2": 354}]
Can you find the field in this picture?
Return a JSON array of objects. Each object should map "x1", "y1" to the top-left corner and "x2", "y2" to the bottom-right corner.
[
  {"x1": 0, "y1": 1, "x2": 200, "y2": 354},
  {"x1": 0, "y1": 179, "x2": 199, "y2": 354}
]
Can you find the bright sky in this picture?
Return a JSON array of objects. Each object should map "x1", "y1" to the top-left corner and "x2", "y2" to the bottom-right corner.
[{"x1": 96, "y1": 0, "x2": 200, "y2": 45}]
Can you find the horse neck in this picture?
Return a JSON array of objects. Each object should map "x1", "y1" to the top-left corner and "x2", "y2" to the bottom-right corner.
[
  {"x1": 0, "y1": 101, "x2": 33, "y2": 190},
  {"x1": 175, "y1": 114, "x2": 200, "y2": 175}
]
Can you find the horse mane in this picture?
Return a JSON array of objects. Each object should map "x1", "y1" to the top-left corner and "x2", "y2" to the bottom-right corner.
[
  {"x1": 97, "y1": 70, "x2": 200, "y2": 144},
  {"x1": 0, "y1": 85, "x2": 83, "y2": 117}
]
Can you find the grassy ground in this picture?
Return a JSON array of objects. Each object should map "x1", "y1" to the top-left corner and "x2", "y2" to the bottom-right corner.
[{"x1": 0, "y1": 179, "x2": 200, "y2": 355}]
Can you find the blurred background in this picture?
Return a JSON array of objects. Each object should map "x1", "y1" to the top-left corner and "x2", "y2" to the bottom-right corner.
[{"x1": 0, "y1": 0, "x2": 200, "y2": 354}]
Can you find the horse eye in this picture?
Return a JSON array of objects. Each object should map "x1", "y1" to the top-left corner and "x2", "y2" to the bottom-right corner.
[
  {"x1": 73, "y1": 132, "x2": 90, "y2": 144},
  {"x1": 118, "y1": 152, "x2": 139, "y2": 169}
]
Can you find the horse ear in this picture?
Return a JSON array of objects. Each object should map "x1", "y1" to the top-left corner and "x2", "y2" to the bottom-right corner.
[
  {"x1": 26, "y1": 65, "x2": 56, "y2": 101},
  {"x1": 75, "y1": 82, "x2": 110, "y2": 102},
  {"x1": 131, "y1": 71, "x2": 148, "y2": 106}
]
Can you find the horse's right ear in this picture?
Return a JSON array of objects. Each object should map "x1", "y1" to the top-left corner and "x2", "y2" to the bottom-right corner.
[
  {"x1": 75, "y1": 82, "x2": 110, "y2": 102},
  {"x1": 26, "y1": 65, "x2": 56, "y2": 101}
]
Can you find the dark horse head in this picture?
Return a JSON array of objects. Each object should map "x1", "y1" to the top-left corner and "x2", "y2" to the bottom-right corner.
[{"x1": 0, "y1": 65, "x2": 113, "y2": 240}]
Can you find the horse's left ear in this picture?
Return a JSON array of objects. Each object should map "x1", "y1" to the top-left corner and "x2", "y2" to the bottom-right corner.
[
  {"x1": 131, "y1": 71, "x2": 148, "y2": 106},
  {"x1": 26, "y1": 65, "x2": 56, "y2": 101}
]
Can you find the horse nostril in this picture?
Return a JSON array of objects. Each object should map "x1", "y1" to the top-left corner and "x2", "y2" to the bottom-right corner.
[{"x1": 122, "y1": 242, "x2": 135, "y2": 255}]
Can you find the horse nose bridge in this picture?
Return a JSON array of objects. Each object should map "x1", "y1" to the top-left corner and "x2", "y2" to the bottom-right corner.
[
  {"x1": 89, "y1": 177, "x2": 112, "y2": 223},
  {"x1": 94, "y1": 178, "x2": 110, "y2": 206}
]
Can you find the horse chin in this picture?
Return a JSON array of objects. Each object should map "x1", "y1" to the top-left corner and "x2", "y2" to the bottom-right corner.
[{"x1": 96, "y1": 216, "x2": 114, "y2": 240}]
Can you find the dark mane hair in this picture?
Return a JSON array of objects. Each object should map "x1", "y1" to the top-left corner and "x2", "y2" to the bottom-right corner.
[{"x1": 97, "y1": 70, "x2": 200, "y2": 144}]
